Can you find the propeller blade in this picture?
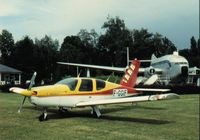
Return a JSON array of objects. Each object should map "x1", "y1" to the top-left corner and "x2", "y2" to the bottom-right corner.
[
  {"x1": 18, "y1": 96, "x2": 26, "y2": 113},
  {"x1": 28, "y1": 72, "x2": 37, "y2": 90}
]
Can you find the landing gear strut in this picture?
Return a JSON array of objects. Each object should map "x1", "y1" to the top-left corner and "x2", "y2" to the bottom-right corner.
[
  {"x1": 39, "y1": 108, "x2": 48, "y2": 121},
  {"x1": 91, "y1": 106, "x2": 101, "y2": 118},
  {"x1": 58, "y1": 107, "x2": 68, "y2": 115}
]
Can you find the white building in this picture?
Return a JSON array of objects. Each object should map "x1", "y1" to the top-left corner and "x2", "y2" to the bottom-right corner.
[{"x1": 0, "y1": 64, "x2": 21, "y2": 85}]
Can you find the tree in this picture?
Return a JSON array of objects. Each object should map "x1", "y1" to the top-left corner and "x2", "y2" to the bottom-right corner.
[
  {"x1": 97, "y1": 16, "x2": 133, "y2": 66},
  {"x1": 190, "y1": 36, "x2": 197, "y2": 56},
  {"x1": 197, "y1": 38, "x2": 200, "y2": 57},
  {"x1": 130, "y1": 28, "x2": 154, "y2": 59},
  {"x1": 0, "y1": 29, "x2": 14, "y2": 64},
  {"x1": 161, "y1": 37, "x2": 176, "y2": 54},
  {"x1": 10, "y1": 36, "x2": 38, "y2": 82},
  {"x1": 77, "y1": 29, "x2": 99, "y2": 47},
  {"x1": 35, "y1": 35, "x2": 59, "y2": 81},
  {"x1": 130, "y1": 29, "x2": 176, "y2": 60},
  {"x1": 35, "y1": 35, "x2": 59, "y2": 51},
  {"x1": 180, "y1": 37, "x2": 200, "y2": 67},
  {"x1": 58, "y1": 36, "x2": 85, "y2": 77}
]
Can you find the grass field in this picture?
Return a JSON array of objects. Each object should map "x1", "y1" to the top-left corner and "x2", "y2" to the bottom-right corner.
[{"x1": 0, "y1": 93, "x2": 199, "y2": 140}]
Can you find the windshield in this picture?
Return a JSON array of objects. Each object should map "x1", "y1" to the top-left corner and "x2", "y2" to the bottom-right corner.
[{"x1": 56, "y1": 78, "x2": 78, "y2": 91}]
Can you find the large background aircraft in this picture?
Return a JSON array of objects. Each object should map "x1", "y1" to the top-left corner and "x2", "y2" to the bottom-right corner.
[
  {"x1": 58, "y1": 51, "x2": 192, "y2": 85},
  {"x1": 9, "y1": 60, "x2": 178, "y2": 121}
]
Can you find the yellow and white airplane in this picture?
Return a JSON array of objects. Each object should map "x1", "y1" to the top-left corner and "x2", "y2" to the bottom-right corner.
[{"x1": 10, "y1": 60, "x2": 179, "y2": 121}]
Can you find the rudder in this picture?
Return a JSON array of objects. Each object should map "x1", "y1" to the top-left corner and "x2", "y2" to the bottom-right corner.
[{"x1": 120, "y1": 60, "x2": 140, "y2": 87}]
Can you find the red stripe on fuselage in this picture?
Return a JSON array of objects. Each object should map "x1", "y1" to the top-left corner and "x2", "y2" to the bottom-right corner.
[{"x1": 34, "y1": 86, "x2": 137, "y2": 97}]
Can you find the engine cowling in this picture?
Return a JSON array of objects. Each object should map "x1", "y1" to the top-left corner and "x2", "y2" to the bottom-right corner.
[{"x1": 144, "y1": 67, "x2": 156, "y2": 76}]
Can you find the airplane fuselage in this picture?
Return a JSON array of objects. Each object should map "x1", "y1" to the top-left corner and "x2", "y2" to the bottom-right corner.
[
  {"x1": 28, "y1": 78, "x2": 137, "y2": 107},
  {"x1": 150, "y1": 53, "x2": 189, "y2": 84}
]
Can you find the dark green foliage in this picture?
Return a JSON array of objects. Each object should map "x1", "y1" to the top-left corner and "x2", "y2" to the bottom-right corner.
[
  {"x1": 0, "y1": 16, "x2": 198, "y2": 83},
  {"x1": 98, "y1": 16, "x2": 133, "y2": 67},
  {"x1": 8, "y1": 36, "x2": 58, "y2": 83},
  {"x1": 34, "y1": 35, "x2": 59, "y2": 82},
  {"x1": 0, "y1": 30, "x2": 14, "y2": 64},
  {"x1": 180, "y1": 36, "x2": 200, "y2": 67},
  {"x1": 190, "y1": 36, "x2": 198, "y2": 55},
  {"x1": 130, "y1": 29, "x2": 176, "y2": 60}
]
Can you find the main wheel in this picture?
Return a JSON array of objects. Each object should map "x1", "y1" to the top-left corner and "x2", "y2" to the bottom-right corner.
[{"x1": 39, "y1": 113, "x2": 48, "y2": 121}]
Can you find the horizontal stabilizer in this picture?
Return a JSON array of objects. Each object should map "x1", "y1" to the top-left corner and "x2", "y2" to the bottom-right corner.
[
  {"x1": 143, "y1": 74, "x2": 158, "y2": 85},
  {"x1": 75, "y1": 93, "x2": 179, "y2": 107}
]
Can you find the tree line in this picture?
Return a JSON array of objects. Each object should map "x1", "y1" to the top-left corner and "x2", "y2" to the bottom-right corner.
[{"x1": 0, "y1": 16, "x2": 199, "y2": 83}]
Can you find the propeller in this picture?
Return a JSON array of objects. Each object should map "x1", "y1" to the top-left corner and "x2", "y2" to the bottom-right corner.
[{"x1": 18, "y1": 72, "x2": 37, "y2": 113}]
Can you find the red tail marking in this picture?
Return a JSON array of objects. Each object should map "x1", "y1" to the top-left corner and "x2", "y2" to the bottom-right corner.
[{"x1": 120, "y1": 60, "x2": 140, "y2": 87}]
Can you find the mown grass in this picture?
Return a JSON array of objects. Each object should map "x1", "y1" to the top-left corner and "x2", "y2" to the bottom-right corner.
[{"x1": 0, "y1": 93, "x2": 199, "y2": 140}]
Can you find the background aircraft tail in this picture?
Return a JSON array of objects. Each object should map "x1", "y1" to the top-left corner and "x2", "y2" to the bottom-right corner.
[
  {"x1": 120, "y1": 60, "x2": 140, "y2": 87},
  {"x1": 151, "y1": 54, "x2": 157, "y2": 60}
]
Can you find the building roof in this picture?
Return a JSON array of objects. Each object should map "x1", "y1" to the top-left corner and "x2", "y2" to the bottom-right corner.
[{"x1": 0, "y1": 64, "x2": 22, "y2": 73}]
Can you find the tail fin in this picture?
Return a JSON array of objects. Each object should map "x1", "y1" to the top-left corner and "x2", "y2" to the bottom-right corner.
[
  {"x1": 151, "y1": 54, "x2": 157, "y2": 60},
  {"x1": 120, "y1": 60, "x2": 140, "y2": 87}
]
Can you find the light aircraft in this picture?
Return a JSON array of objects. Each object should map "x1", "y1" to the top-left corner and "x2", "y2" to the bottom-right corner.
[
  {"x1": 58, "y1": 51, "x2": 189, "y2": 85},
  {"x1": 10, "y1": 60, "x2": 179, "y2": 121}
]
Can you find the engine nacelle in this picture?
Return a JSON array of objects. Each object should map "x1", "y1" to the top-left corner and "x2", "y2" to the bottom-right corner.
[{"x1": 144, "y1": 67, "x2": 156, "y2": 76}]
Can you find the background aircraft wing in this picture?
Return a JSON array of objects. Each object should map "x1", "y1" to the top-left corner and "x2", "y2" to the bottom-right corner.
[
  {"x1": 135, "y1": 88, "x2": 170, "y2": 92},
  {"x1": 138, "y1": 68, "x2": 145, "y2": 73},
  {"x1": 75, "y1": 93, "x2": 179, "y2": 107},
  {"x1": 138, "y1": 67, "x2": 163, "y2": 74},
  {"x1": 57, "y1": 62, "x2": 125, "y2": 72}
]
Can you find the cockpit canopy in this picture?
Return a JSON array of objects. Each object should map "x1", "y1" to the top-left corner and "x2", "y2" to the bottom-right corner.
[
  {"x1": 56, "y1": 78, "x2": 78, "y2": 90},
  {"x1": 56, "y1": 78, "x2": 106, "y2": 92}
]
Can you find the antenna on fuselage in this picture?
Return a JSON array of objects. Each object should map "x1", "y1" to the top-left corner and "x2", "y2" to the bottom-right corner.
[
  {"x1": 77, "y1": 70, "x2": 82, "y2": 78},
  {"x1": 106, "y1": 72, "x2": 114, "y2": 82}
]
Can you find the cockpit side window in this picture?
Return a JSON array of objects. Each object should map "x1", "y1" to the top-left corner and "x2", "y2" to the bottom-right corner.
[
  {"x1": 56, "y1": 78, "x2": 78, "y2": 91},
  {"x1": 96, "y1": 80, "x2": 105, "y2": 90},
  {"x1": 79, "y1": 79, "x2": 93, "y2": 91}
]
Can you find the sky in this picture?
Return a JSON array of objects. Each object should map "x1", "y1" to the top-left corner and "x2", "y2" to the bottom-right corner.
[{"x1": 0, "y1": 0, "x2": 199, "y2": 49}]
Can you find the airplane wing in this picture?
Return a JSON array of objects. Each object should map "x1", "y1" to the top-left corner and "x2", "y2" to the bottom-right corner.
[
  {"x1": 57, "y1": 62, "x2": 162, "y2": 74},
  {"x1": 75, "y1": 93, "x2": 179, "y2": 107},
  {"x1": 135, "y1": 88, "x2": 170, "y2": 92},
  {"x1": 143, "y1": 74, "x2": 158, "y2": 85},
  {"x1": 57, "y1": 62, "x2": 125, "y2": 72}
]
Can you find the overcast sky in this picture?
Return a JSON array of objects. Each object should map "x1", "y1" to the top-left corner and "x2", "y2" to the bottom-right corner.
[{"x1": 0, "y1": 0, "x2": 199, "y2": 49}]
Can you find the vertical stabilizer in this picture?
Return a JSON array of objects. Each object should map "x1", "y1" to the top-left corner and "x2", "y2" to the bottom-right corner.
[
  {"x1": 151, "y1": 54, "x2": 157, "y2": 65},
  {"x1": 120, "y1": 60, "x2": 140, "y2": 87},
  {"x1": 151, "y1": 54, "x2": 157, "y2": 60}
]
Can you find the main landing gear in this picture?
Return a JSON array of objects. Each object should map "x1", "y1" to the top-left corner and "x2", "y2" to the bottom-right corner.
[
  {"x1": 58, "y1": 107, "x2": 69, "y2": 116},
  {"x1": 91, "y1": 106, "x2": 101, "y2": 118},
  {"x1": 39, "y1": 108, "x2": 48, "y2": 121},
  {"x1": 38, "y1": 106, "x2": 101, "y2": 121},
  {"x1": 38, "y1": 107, "x2": 69, "y2": 121}
]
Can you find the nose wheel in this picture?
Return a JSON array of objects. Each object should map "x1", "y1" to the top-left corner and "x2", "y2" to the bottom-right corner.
[{"x1": 39, "y1": 108, "x2": 48, "y2": 121}]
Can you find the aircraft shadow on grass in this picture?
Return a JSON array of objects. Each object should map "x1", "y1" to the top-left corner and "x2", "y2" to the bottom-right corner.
[{"x1": 24, "y1": 105, "x2": 172, "y2": 125}]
